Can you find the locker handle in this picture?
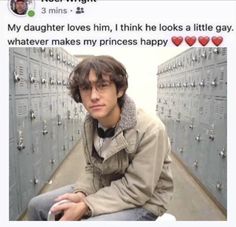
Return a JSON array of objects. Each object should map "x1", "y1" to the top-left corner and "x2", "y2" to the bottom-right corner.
[
  {"x1": 219, "y1": 148, "x2": 226, "y2": 159},
  {"x1": 29, "y1": 74, "x2": 35, "y2": 83},
  {"x1": 42, "y1": 130, "x2": 48, "y2": 135},
  {"x1": 193, "y1": 160, "x2": 198, "y2": 168},
  {"x1": 14, "y1": 71, "x2": 20, "y2": 82},
  {"x1": 208, "y1": 134, "x2": 214, "y2": 141},
  {"x1": 50, "y1": 159, "x2": 56, "y2": 164},
  {"x1": 195, "y1": 135, "x2": 201, "y2": 142},
  {"x1": 216, "y1": 182, "x2": 222, "y2": 191},
  {"x1": 58, "y1": 121, "x2": 62, "y2": 126},
  {"x1": 30, "y1": 110, "x2": 36, "y2": 120},
  {"x1": 17, "y1": 142, "x2": 25, "y2": 151},
  {"x1": 211, "y1": 79, "x2": 217, "y2": 87},
  {"x1": 189, "y1": 124, "x2": 194, "y2": 129},
  {"x1": 213, "y1": 47, "x2": 220, "y2": 54},
  {"x1": 190, "y1": 81, "x2": 196, "y2": 87},
  {"x1": 40, "y1": 47, "x2": 46, "y2": 52},
  {"x1": 57, "y1": 80, "x2": 62, "y2": 85},
  {"x1": 199, "y1": 80, "x2": 205, "y2": 87},
  {"x1": 41, "y1": 78, "x2": 46, "y2": 84}
]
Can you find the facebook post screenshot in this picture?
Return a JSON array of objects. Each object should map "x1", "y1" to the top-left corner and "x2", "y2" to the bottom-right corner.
[{"x1": 0, "y1": 1, "x2": 236, "y2": 226}]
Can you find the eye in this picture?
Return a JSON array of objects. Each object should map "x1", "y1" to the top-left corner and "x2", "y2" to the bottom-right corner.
[{"x1": 80, "y1": 85, "x2": 91, "y2": 91}]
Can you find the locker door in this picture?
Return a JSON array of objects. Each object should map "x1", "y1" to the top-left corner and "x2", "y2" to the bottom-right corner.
[
  {"x1": 30, "y1": 97, "x2": 44, "y2": 193},
  {"x1": 29, "y1": 61, "x2": 41, "y2": 95},
  {"x1": 13, "y1": 55, "x2": 28, "y2": 95},
  {"x1": 15, "y1": 97, "x2": 34, "y2": 212}
]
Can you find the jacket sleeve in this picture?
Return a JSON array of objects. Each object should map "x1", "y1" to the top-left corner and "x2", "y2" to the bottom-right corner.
[{"x1": 83, "y1": 126, "x2": 172, "y2": 216}]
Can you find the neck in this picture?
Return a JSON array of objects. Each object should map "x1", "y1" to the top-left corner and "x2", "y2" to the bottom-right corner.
[{"x1": 98, "y1": 104, "x2": 121, "y2": 128}]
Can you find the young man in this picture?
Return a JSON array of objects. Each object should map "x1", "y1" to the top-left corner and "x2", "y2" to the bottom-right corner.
[
  {"x1": 13, "y1": 0, "x2": 27, "y2": 15},
  {"x1": 27, "y1": 56, "x2": 173, "y2": 221}
]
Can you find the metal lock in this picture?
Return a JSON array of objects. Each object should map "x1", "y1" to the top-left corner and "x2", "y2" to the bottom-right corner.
[
  {"x1": 199, "y1": 80, "x2": 205, "y2": 87},
  {"x1": 219, "y1": 148, "x2": 226, "y2": 159},
  {"x1": 62, "y1": 80, "x2": 67, "y2": 86},
  {"x1": 211, "y1": 79, "x2": 217, "y2": 87},
  {"x1": 14, "y1": 71, "x2": 21, "y2": 82},
  {"x1": 32, "y1": 177, "x2": 39, "y2": 185},
  {"x1": 42, "y1": 120, "x2": 48, "y2": 135},
  {"x1": 30, "y1": 110, "x2": 36, "y2": 120},
  {"x1": 17, "y1": 130, "x2": 25, "y2": 151},
  {"x1": 178, "y1": 147, "x2": 184, "y2": 153},
  {"x1": 29, "y1": 74, "x2": 35, "y2": 83},
  {"x1": 41, "y1": 78, "x2": 46, "y2": 84},
  {"x1": 193, "y1": 160, "x2": 198, "y2": 168},
  {"x1": 67, "y1": 110, "x2": 71, "y2": 120},
  {"x1": 213, "y1": 47, "x2": 220, "y2": 54},
  {"x1": 57, "y1": 114, "x2": 62, "y2": 126},
  {"x1": 40, "y1": 47, "x2": 46, "y2": 52},
  {"x1": 57, "y1": 80, "x2": 62, "y2": 85},
  {"x1": 50, "y1": 159, "x2": 56, "y2": 164},
  {"x1": 201, "y1": 51, "x2": 207, "y2": 59},
  {"x1": 195, "y1": 135, "x2": 201, "y2": 142},
  {"x1": 49, "y1": 49, "x2": 54, "y2": 57},
  {"x1": 50, "y1": 78, "x2": 55, "y2": 85},
  {"x1": 190, "y1": 81, "x2": 195, "y2": 87},
  {"x1": 208, "y1": 134, "x2": 214, "y2": 141},
  {"x1": 216, "y1": 182, "x2": 223, "y2": 191}
]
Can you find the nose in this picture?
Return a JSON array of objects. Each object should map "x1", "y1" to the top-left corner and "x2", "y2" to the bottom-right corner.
[{"x1": 90, "y1": 85, "x2": 100, "y2": 101}]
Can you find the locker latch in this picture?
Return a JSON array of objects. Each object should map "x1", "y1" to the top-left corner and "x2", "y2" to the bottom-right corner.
[
  {"x1": 14, "y1": 71, "x2": 20, "y2": 82},
  {"x1": 42, "y1": 120, "x2": 48, "y2": 135},
  {"x1": 219, "y1": 148, "x2": 226, "y2": 159},
  {"x1": 29, "y1": 74, "x2": 35, "y2": 83},
  {"x1": 30, "y1": 110, "x2": 36, "y2": 120},
  {"x1": 216, "y1": 182, "x2": 223, "y2": 191},
  {"x1": 17, "y1": 130, "x2": 25, "y2": 151},
  {"x1": 41, "y1": 78, "x2": 46, "y2": 84}
]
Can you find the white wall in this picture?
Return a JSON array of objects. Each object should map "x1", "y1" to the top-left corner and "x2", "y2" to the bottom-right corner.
[{"x1": 65, "y1": 47, "x2": 188, "y2": 116}]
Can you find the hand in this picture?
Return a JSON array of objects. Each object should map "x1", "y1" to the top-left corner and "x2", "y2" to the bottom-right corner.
[
  {"x1": 51, "y1": 201, "x2": 89, "y2": 221},
  {"x1": 55, "y1": 192, "x2": 86, "y2": 203}
]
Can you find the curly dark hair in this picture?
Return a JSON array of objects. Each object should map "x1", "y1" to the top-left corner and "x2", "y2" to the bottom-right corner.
[{"x1": 68, "y1": 55, "x2": 128, "y2": 107}]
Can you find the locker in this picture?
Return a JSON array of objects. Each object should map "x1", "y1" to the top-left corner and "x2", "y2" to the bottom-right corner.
[
  {"x1": 13, "y1": 55, "x2": 28, "y2": 95},
  {"x1": 9, "y1": 47, "x2": 82, "y2": 220},
  {"x1": 29, "y1": 61, "x2": 41, "y2": 94},
  {"x1": 156, "y1": 47, "x2": 227, "y2": 211},
  {"x1": 41, "y1": 66, "x2": 50, "y2": 94}
]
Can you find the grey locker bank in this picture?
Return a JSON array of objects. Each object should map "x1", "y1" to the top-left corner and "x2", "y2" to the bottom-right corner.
[
  {"x1": 9, "y1": 48, "x2": 85, "y2": 220},
  {"x1": 156, "y1": 47, "x2": 227, "y2": 214}
]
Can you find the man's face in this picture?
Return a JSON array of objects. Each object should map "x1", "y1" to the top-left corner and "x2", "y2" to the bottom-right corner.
[
  {"x1": 79, "y1": 70, "x2": 123, "y2": 124},
  {"x1": 15, "y1": 1, "x2": 26, "y2": 14}
]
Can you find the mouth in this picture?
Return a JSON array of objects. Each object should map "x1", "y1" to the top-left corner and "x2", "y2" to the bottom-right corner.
[{"x1": 90, "y1": 105, "x2": 105, "y2": 111}]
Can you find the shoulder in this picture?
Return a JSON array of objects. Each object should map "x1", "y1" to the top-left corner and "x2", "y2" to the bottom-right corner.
[{"x1": 136, "y1": 108, "x2": 166, "y2": 133}]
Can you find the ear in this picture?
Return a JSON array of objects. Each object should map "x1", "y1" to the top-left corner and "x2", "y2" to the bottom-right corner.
[{"x1": 117, "y1": 89, "x2": 124, "y2": 98}]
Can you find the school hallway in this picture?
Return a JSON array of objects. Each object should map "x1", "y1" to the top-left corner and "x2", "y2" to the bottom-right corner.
[{"x1": 22, "y1": 140, "x2": 226, "y2": 221}]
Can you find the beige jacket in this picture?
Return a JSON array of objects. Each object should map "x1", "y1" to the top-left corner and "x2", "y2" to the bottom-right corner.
[{"x1": 74, "y1": 95, "x2": 174, "y2": 217}]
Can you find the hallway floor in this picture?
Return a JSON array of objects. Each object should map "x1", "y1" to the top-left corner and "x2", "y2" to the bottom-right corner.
[{"x1": 22, "y1": 140, "x2": 226, "y2": 221}]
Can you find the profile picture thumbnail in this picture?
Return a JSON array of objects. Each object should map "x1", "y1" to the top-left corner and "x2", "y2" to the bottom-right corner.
[{"x1": 10, "y1": 0, "x2": 31, "y2": 16}]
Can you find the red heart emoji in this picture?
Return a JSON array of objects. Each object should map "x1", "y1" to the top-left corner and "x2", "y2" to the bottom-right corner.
[
  {"x1": 185, "y1": 36, "x2": 196, "y2": 46},
  {"x1": 198, "y1": 36, "x2": 210, "y2": 46},
  {"x1": 211, "y1": 36, "x2": 223, "y2": 46},
  {"x1": 171, "y1": 36, "x2": 183, "y2": 46}
]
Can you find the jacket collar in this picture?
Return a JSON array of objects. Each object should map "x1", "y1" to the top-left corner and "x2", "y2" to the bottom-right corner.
[{"x1": 83, "y1": 95, "x2": 137, "y2": 161}]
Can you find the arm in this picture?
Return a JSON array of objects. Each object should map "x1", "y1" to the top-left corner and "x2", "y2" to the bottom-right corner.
[{"x1": 83, "y1": 126, "x2": 171, "y2": 216}]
